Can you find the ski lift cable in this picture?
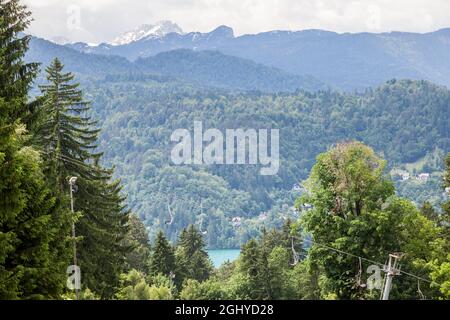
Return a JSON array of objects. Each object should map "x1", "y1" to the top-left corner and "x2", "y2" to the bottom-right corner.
[
  {"x1": 165, "y1": 198, "x2": 174, "y2": 225},
  {"x1": 301, "y1": 237, "x2": 439, "y2": 285},
  {"x1": 290, "y1": 236, "x2": 300, "y2": 266},
  {"x1": 198, "y1": 198, "x2": 207, "y2": 234}
]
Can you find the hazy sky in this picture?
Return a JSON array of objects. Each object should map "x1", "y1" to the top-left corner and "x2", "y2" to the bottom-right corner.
[{"x1": 23, "y1": 0, "x2": 450, "y2": 43}]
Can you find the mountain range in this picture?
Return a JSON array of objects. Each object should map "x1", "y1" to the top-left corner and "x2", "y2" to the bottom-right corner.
[
  {"x1": 57, "y1": 23, "x2": 450, "y2": 91},
  {"x1": 111, "y1": 20, "x2": 184, "y2": 46},
  {"x1": 26, "y1": 36, "x2": 326, "y2": 92}
]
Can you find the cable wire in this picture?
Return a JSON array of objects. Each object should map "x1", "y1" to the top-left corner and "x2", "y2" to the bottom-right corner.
[{"x1": 301, "y1": 237, "x2": 440, "y2": 285}]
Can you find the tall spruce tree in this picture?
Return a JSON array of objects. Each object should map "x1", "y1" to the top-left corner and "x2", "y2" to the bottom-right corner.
[
  {"x1": 175, "y1": 225, "x2": 212, "y2": 285},
  {"x1": 238, "y1": 239, "x2": 263, "y2": 299},
  {"x1": 0, "y1": 0, "x2": 70, "y2": 299},
  {"x1": 124, "y1": 214, "x2": 151, "y2": 273},
  {"x1": 0, "y1": 0, "x2": 38, "y2": 120},
  {"x1": 239, "y1": 236, "x2": 288, "y2": 299},
  {"x1": 35, "y1": 58, "x2": 130, "y2": 299},
  {"x1": 149, "y1": 230, "x2": 175, "y2": 277}
]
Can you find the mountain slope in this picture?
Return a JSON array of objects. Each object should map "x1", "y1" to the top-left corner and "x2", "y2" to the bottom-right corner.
[
  {"x1": 111, "y1": 20, "x2": 183, "y2": 45},
  {"x1": 85, "y1": 78, "x2": 449, "y2": 246},
  {"x1": 26, "y1": 36, "x2": 135, "y2": 77},
  {"x1": 66, "y1": 26, "x2": 450, "y2": 90},
  {"x1": 136, "y1": 49, "x2": 326, "y2": 92},
  {"x1": 26, "y1": 37, "x2": 325, "y2": 93}
]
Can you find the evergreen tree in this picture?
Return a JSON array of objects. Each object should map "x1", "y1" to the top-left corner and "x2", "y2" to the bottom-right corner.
[
  {"x1": 35, "y1": 58, "x2": 130, "y2": 299},
  {"x1": 0, "y1": 124, "x2": 67, "y2": 299},
  {"x1": 124, "y1": 214, "x2": 151, "y2": 273},
  {"x1": 257, "y1": 244, "x2": 274, "y2": 299},
  {"x1": 239, "y1": 236, "x2": 291, "y2": 299},
  {"x1": 35, "y1": 58, "x2": 102, "y2": 189},
  {"x1": 0, "y1": 0, "x2": 69, "y2": 299},
  {"x1": 0, "y1": 0, "x2": 38, "y2": 122},
  {"x1": 238, "y1": 239, "x2": 264, "y2": 299},
  {"x1": 261, "y1": 220, "x2": 304, "y2": 266},
  {"x1": 268, "y1": 246, "x2": 295, "y2": 299},
  {"x1": 149, "y1": 230, "x2": 175, "y2": 277},
  {"x1": 175, "y1": 225, "x2": 212, "y2": 285}
]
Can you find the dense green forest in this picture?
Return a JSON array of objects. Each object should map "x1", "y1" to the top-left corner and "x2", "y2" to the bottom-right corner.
[
  {"x1": 0, "y1": 0, "x2": 449, "y2": 300},
  {"x1": 75, "y1": 143, "x2": 450, "y2": 300},
  {"x1": 80, "y1": 74, "x2": 449, "y2": 247}
]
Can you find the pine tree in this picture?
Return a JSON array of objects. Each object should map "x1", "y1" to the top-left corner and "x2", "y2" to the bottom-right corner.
[
  {"x1": 257, "y1": 245, "x2": 274, "y2": 299},
  {"x1": 0, "y1": 0, "x2": 38, "y2": 123},
  {"x1": 0, "y1": 0, "x2": 69, "y2": 299},
  {"x1": 35, "y1": 58, "x2": 130, "y2": 299},
  {"x1": 124, "y1": 214, "x2": 151, "y2": 273},
  {"x1": 175, "y1": 225, "x2": 212, "y2": 285},
  {"x1": 149, "y1": 230, "x2": 175, "y2": 277},
  {"x1": 36, "y1": 58, "x2": 102, "y2": 189},
  {"x1": 237, "y1": 239, "x2": 261, "y2": 298},
  {"x1": 239, "y1": 237, "x2": 280, "y2": 299}
]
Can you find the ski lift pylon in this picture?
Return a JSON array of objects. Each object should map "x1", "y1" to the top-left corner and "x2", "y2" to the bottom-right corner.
[{"x1": 290, "y1": 236, "x2": 300, "y2": 266}]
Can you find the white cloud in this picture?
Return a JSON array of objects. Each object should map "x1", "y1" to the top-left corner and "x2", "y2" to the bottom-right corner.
[{"x1": 23, "y1": 0, "x2": 450, "y2": 43}]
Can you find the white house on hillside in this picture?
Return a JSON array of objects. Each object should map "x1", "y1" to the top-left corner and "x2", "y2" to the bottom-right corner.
[
  {"x1": 417, "y1": 173, "x2": 430, "y2": 181},
  {"x1": 400, "y1": 172, "x2": 410, "y2": 181}
]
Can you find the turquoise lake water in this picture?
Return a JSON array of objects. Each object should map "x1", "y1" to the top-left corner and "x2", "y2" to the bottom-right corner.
[{"x1": 207, "y1": 249, "x2": 241, "y2": 268}]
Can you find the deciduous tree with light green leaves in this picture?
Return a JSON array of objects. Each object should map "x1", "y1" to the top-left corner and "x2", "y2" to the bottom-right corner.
[
  {"x1": 116, "y1": 269, "x2": 172, "y2": 300},
  {"x1": 428, "y1": 153, "x2": 450, "y2": 298},
  {"x1": 299, "y1": 141, "x2": 444, "y2": 299}
]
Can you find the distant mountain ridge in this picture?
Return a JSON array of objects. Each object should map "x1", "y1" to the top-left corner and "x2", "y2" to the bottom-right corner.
[
  {"x1": 136, "y1": 49, "x2": 326, "y2": 92},
  {"x1": 26, "y1": 36, "x2": 134, "y2": 77},
  {"x1": 65, "y1": 25, "x2": 236, "y2": 60},
  {"x1": 111, "y1": 20, "x2": 183, "y2": 45},
  {"x1": 63, "y1": 25, "x2": 450, "y2": 90},
  {"x1": 26, "y1": 36, "x2": 325, "y2": 92}
]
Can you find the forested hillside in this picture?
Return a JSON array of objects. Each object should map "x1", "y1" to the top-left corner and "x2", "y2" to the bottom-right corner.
[
  {"x1": 81, "y1": 75, "x2": 450, "y2": 247},
  {"x1": 136, "y1": 49, "x2": 325, "y2": 92}
]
